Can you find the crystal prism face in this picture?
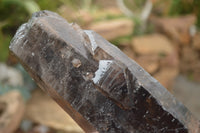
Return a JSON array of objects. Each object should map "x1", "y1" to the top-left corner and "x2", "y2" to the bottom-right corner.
[{"x1": 9, "y1": 10, "x2": 200, "y2": 133}]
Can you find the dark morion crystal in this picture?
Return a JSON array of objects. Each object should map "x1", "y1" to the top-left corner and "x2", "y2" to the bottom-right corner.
[{"x1": 9, "y1": 10, "x2": 199, "y2": 133}]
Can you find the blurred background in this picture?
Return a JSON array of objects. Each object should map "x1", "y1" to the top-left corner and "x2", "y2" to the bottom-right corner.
[{"x1": 0, "y1": 0, "x2": 200, "y2": 132}]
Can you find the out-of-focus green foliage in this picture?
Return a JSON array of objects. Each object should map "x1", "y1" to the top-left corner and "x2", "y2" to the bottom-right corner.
[
  {"x1": 0, "y1": 30, "x2": 11, "y2": 61},
  {"x1": 0, "y1": 0, "x2": 40, "y2": 33},
  {"x1": 93, "y1": 12, "x2": 125, "y2": 22},
  {"x1": 124, "y1": 0, "x2": 146, "y2": 13},
  {"x1": 170, "y1": 0, "x2": 193, "y2": 15},
  {"x1": 36, "y1": 0, "x2": 93, "y2": 11},
  {"x1": 111, "y1": 35, "x2": 132, "y2": 46},
  {"x1": 169, "y1": 0, "x2": 200, "y2": 28},
  {"x1": 35, "y1": 0, "x2": 61, "y2": 11},
  {"x1": 132, "y1": 17, "x2": 155, "y2": 36},
  {"x1": 59, "y1": 0, "x2": 93, "y2": 10},
  {"x1": 194, "y1": 0, "x2": 200, "y2": 28},
  {"x1": 0, "y1": 0, "x2": 40, "y2": 62}
]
